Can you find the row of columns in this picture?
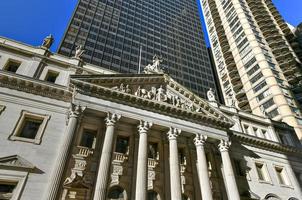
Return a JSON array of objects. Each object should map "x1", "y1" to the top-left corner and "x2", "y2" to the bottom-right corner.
[{"x1": 43, "y1": 110, "x2": 240, "y2": 200}]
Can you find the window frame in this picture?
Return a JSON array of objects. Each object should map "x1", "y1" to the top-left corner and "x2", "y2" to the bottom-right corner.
[
  {"x1": 3, "y1": 59, "x2": 21, "y2": 73},
  {"x1": 0, "y1": 170, "x2": 27, "y2": 200},
  {"x1": 9, "y1": 110, "x2": 50, "y2": 144},
  {"x1": 273, "y1": 165, "x2": 292, "y2": 187},
  {"x1": 254, "y1": 161, "x2": 271, "y2": 184}
]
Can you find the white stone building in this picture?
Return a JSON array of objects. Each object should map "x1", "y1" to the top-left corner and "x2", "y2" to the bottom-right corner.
[{"x1": 0, "y1": 36, "x2": 302, "y2": 200}]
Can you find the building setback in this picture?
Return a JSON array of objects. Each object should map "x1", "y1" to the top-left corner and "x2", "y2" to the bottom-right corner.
[
  {"x1": 200, "y1": 0, "x2": 302, "y2": 140},
  {"x1": 58, "y1": 0, "x2": 218, "y2": 99}
]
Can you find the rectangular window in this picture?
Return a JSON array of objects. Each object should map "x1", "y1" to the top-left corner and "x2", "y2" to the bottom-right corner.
[
  {"x1": 244, "y1": 57, "x2": 257, "y2": 69},
  {"x1": 275, "y1": 167, "x2": 289, "y2": 185},
  {"x1": 115, "y1": 136, "x2": 129, "y2": 154},
  {"x1": 148, "y1": 142, "x2": 158, "y2": 159},
  {"x1": 80, "y1": 129, "x2": 96, "y2": 149},
  {"x1": 247, "y1": 64, "x2": 260, "y2": 76},
  {"x1": 262, "y1": 98, "x2": 275, "y2": 109},
  {"x1": 250, "y1": 72, "x2": 263, "y2": 84},
  {"x1": 9, "y1": 110, "x2": 50, "y2": 144},
  {"x1": 255, "y1": 163, "x2": 269, "y2": 181},
  {"x1": 267, "y1": 108, "x2": 279, "y2": 118},
  {"x1": 45, "y1": 70, "x2": 59, "y2": 83},
  {"x1": 19, "y1": 118, "x2": 43, "y2": 139},
  {"x1": 256, "y1": 89, "x2": 271, "y2": 102},
  {"x1": 3, "y1": 60, "x2": 21, "y2": 73},
  {"x1": 0, "y1": 181, "x2": 17, "y2": 200},
  {"x1": 253, "y1": 81, "x2": 267, "y2": 93}
]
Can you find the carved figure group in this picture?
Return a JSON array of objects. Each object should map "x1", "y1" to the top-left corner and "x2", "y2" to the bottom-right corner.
[
  {"x1": 111, "y1": 83, "x2": 204, "y2": 113},
  {"x1": 144, "y1": 55, "x2": 164, "y2": 74}
]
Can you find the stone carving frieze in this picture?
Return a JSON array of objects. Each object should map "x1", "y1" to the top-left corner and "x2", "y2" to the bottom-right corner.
[{"x1": 111, "y1": 83, "x2": 206, "y2": 114}]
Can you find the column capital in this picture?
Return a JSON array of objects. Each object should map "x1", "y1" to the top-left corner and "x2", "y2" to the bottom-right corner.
[
  {"x1": 194, "y1": 134, "x2": 207, "y2": 147},
  {"x1": 105, "y1": 112, "x2": 121, "y2": 126},
  {"x1": 167, "y1": 127, "x2": 181, "y2": 140},
  {"x1": 218, "y1": 139, "x2": 231, "y2": 152},
  {"x1": 69, "y1": 104, "x2": 86, "y2": 118},
  {"x1": 138, "y1": 120, "x2": 153, "y2": 134}
]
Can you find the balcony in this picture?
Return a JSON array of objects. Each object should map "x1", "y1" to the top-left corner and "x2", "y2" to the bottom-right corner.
[
  {"x1": 238, "y1": 98, "x2": 249, "y2": 108},
  {"x1": 148, "y1": 158, "x2": 159, "y2": 169},
  {"x1": 236, "y1": 89, "x2": 246, "y2": 99},
  {"x1": 233, "y1": 83, "x2": 243, "y2": 93},
  {"x1": 112, "y1": 152, "x2": 128, "y2": 164}
]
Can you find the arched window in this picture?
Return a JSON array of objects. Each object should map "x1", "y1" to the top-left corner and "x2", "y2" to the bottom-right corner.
[
  {"x1": 107, "y1": 186, "x2": 125, "y2": 200},
  {"x1": 265, "y1": 194, "x2": 281, "y2": 200}
]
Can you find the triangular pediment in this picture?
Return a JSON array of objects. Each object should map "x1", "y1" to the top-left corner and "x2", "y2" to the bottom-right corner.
[
  {"x1": 0, "y1": 155, "x2": 35, "y2": 171},
  {"x1": 70, "y1": 73, "x2": 234, "y2": 129}
]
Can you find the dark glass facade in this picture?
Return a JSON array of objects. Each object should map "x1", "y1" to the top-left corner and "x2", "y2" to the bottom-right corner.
[{"x1": 58, "y1": 0, "x2": 217, "y2": 98}]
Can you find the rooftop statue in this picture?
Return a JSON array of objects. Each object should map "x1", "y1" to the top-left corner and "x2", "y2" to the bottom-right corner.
[
  {"x1": 74, "y1": 45, "x2": 85, "y2": 59},
  {"x1": 207, "y1": 88, "x2": 216, "y2": 102},
  {"x1": 144, "y1": 55, "x2": 164, "y2": 74},
  {"x1": 42, "y1": 34, "x2": 54, "y2": 49}
]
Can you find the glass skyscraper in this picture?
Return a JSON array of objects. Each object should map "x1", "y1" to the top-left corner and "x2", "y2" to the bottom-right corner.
[{"x1": 58, "y1": 0, "x2": 217, "y2": 98}]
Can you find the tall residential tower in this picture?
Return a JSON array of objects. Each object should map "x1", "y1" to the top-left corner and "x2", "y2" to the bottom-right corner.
[
  {"x1": 201, "y1": 0, "x2": 302, "y2": 139},
  {"x1": 58, "y1": 0, "x2": 218, "y2": 98}
]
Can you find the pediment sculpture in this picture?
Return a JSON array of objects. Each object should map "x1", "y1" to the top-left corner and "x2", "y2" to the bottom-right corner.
[
  {"x1": 69, "y1": 73, "x2": 234, "y2": 128},
  {"x1": 144, "y1": 55, "x2": 164, "y2": 74},
  {"x1": 111, "y1": 83, "x2": 202, "y2": 113}
]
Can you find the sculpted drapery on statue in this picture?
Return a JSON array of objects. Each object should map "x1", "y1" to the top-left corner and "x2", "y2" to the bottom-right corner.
[
  {"x1": 41, "y1": 34, "x2": 54, "y2": 49},
  {"x1": 207, "y1": 88, "x2": 216, "y2": 102},
  {"x1": 144, "y1": 55, "x2": 164, "y2": 74},
  {"x1": 74, "y1": 45, "x2": 85, "y2": 59}
]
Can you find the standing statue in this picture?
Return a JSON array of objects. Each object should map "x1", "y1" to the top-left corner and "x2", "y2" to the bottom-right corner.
[
  {"x1": 207, "y1": 88, "x2": 216, "y2": 102},
  {"x1": 74, "y1": 45, "x2": 85, "y2": 59},
  {"x1": 42, "y1": 34, "x2": 54, "y2": 49},
  {"x1": 156, "y1": 85, "x2": 166, "y2": 102},
  {"x1": 227, "y1": 94, "x2": 236, "y2": 107}
]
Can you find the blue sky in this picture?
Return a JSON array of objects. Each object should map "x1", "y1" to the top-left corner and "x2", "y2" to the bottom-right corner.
[{"x1": 0, "y1": 0, "x2": 301, "y2": 51}]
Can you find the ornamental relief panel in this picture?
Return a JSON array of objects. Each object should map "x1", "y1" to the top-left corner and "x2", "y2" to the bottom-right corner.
[{"x1": 111, "y1": 83, "x2": 206, "y2": 114}]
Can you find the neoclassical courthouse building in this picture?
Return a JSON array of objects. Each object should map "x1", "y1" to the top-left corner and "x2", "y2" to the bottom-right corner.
[{"x1": 0, "y1": 36, "x2": 302, "y2": 200}]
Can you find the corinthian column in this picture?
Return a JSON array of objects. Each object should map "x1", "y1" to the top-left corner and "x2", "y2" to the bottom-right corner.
[
  {"x1": 135, "y1": 121, "x2": 153, "y2": 200},
  {"x1": 44, "y1": 104, "x2": 85, "y2": 200},
  {"x1": 218, "y1": 140, "x2": 240, "y2": 200},
  {"x1": 194, "y1": 134, "x2": 213, "y2": 200},
  {"x1": 167, "y1": 127, "x2": 182, "y2": 200},
  {"x1": 93, "y1": 112, "x2": 121, "y2": 200}
]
